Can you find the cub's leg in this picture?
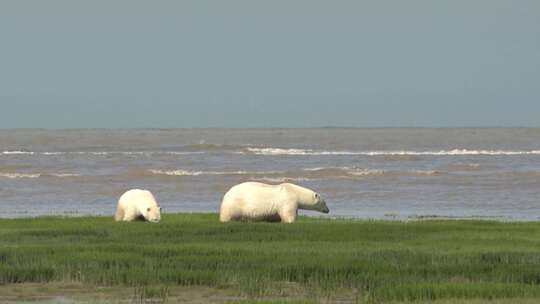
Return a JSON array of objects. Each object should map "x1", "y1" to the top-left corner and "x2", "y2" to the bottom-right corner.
[
  {"x1": 220, "y1": 198, "x2": 243, "y2": 222},
  {"x1": 114, "y1": 205, "x2": 125, "y2": 221},
  {"x1": 219, "y1": 202, "x2": 236, "y2": 222},
  {"x1": 219, "y1": 212, "x2": 232, "y2": 222},
  {"x1": 122, "y1": 206, "x2": 139, "y2": 221}
]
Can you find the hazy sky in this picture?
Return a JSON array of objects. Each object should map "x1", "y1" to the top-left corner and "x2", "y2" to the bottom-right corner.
[{"x1": 1, "y1": 1, "x2": 539, "y2": 128}]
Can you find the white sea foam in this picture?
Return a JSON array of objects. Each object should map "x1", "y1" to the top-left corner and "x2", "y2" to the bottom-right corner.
[
  {"x1": 303, "y1": 167, "x2": 385, "y2": 176},
  {"x1": 2, "y1": 151, "x2": 35, "y2": 155},
  {"x1": 302, "y1": 167, "x2": 329, "y2": 171},
  {"x1": 83, "y1": 151, "x2": 204, "y2": 156},
  {"x1": 245, "y1": 148, "x2": 358, "y2": 155},
  {"x1": 254, "y1": 177, "x2": 313, "y2": 183},
  {"x1": 3, "y1": 148, "x2": 540, "y2": 157},
  {"x1": 150, "y1": 170, "x2": 322, "y2": 183},
  {"x1": 2, "y1": 151, "x2": 205, "y2": 156},
  {"x1": 163, "y1": 151, "x2": 205, "y2": 155},
  {"x1": 348, "y1": 169, "x2": 386, "y2": 176},
  {"x1": 149, "y1": 167, "x2": 391, "y2": 179},
  {"x1": 49, "y1": 173, "x2": 81, "y2": 177},
  {"x1": 245, "y1": 148, "x2": 540, "y2": 156},
  {"x1": 370, "y1": 149, "x2": 540, "y2": 156},
  {"x1": 412, "y1": 170, "x2": 440, "y2": 175},
  {"x1": 149, "y1": 169, "x2": 254, "y2": 176},
  {"x1": 0, "y1": 173, "x2": 41, "y2": 179},
  {"x1": 305, "y1": 167, "x2": 437, "y2": 176},
  {"x1": 0, "y1": 172, "x2": 80, "y2": 179}
]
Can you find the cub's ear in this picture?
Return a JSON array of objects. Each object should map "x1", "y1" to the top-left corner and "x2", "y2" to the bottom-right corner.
[
  {"x1": 315, "y1": 193, "x2": 320, "y2": 199},
  {"x1": 159, "y1": 207, "x2": 162, "y2": 211},
  {"x1": 147, "y1": 207, "x2": 151, "y2": 212}
]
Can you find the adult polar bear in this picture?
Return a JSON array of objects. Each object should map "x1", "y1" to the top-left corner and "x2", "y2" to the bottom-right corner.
[
  {"x1": 114, "y1": 189, "x2": 161, "y2": 222},
  {"x1": 219, "y1": 182, "x2": 329, "y2": 223}
]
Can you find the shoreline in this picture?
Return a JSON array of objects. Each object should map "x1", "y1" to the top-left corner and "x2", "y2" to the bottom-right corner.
[{"x1": 0, "y1": 212, "x2": 536, "y2": 223}]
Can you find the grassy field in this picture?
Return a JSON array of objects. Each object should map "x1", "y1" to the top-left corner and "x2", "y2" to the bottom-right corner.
[{"x1": 1, "y1": 214, "x2": 540, "y2": 303}]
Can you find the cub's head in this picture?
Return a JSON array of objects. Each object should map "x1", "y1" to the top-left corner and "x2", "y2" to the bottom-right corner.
[{"x1": 144, "y1": 205, "x2": 162, "y2": 223}]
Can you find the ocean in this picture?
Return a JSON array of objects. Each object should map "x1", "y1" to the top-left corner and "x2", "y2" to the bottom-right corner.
[{"x1": 1, "y1": 128, "x2": 539, "y2": 220}]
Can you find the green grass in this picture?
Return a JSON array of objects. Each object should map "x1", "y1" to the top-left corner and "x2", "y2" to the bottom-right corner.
[{"x1": 1, "y1": 214, "x2": 540, "y2": 303}]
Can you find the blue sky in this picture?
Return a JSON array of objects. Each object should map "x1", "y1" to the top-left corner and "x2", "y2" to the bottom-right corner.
[{"x1": 1, "y1": 1, "x2": 539, "y2": 128}]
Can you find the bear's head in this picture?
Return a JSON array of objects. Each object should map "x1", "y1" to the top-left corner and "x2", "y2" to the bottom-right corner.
[
  {"x1": 284, "y1": 183, "x2": 330, "y2": 214},
  {"x1": 312, "y1": 192, "x2": 329, "y2": 213},
  {"x1": 143, "y1": 205, "x2": 161, "y2": 223}
]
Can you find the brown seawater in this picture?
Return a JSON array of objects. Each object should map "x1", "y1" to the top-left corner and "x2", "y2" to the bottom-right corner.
[{"x1": 1, "y1": 128, "x2": 539, "y2": 220}]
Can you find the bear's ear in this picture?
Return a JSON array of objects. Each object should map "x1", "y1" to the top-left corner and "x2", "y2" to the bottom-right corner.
[
  {"x1": 147, "y1": 207, "x2": 151, "y2": 212},
  {"x1": 315, "y1": 193, "x2": 320, "y2": 199}
]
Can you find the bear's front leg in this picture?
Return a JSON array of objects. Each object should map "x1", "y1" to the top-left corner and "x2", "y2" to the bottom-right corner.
[
  {"x1": 122, "y1": 206, "x2": 139, "y2": 221},
  {"x1": 279, "y1": 207, "x2": 297, "y2": 223}
]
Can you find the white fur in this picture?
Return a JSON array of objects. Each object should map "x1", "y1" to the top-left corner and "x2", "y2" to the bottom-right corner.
[
  {"x1": 219, "y1": 182, "x2": 329, "y2": 223},
  {"x1": 114, "y1": 189, "x2": 161, "y2": 223}
]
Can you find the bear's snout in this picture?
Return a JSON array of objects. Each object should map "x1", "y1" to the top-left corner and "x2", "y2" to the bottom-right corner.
[{"x1": 320, "y1": 200, "x2": 330, "y2": 213}]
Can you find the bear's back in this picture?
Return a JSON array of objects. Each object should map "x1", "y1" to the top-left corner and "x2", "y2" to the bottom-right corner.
[
  {"x1": 227, "y1": 182, "x2": 282, "y2": 199},
  {"x1": 118, "y1": 189, "x2": 157, "y2": 208}
]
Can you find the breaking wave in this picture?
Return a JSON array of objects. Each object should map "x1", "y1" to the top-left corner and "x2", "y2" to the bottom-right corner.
[
  {"x1": 0, "y1": 172, "x2": 80, "y2": 179},
  {"x1": 0, "y1": 173, "x2": 41, "y2": 179},
  {"x1": 49, "y1": 173, "x2": 81, "y2": 177},
  {"x1": 149, "y1": 169, "x2": 254, "y2": 176},
  {"x1": 181, "y1": 143, "x2": 252, "y2": 152},
  {"x1": 243, "y1": 148, "x2": 357, "y2": 155},
  {"x1": 2, "y1": 151, "x2": 35, "y2": 155},
  {"x1": 302, "y1": 167, "x2": 385, "y2": 177},
  {"x1": 243, "y1": 148, "x2": 540, "y2": 156},
  {"x1": 254, "y1": 177, "x2": 314, "y2": 183},
  {"x1": 412, "y1": 170, "x2": 440, "y2": 175},
  {"x1": 4, "y1": 147, "x2": 540, "y2": 157},
  {"x1": 2, "y1": 151, "x2": 204, "y2": 156},
  {"x1": 149, "y1": 167, "x2": 437, "y2": 180}
]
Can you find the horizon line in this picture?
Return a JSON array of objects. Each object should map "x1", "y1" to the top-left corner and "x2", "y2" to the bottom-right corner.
[{"x1": 1, "y1": 126, "x2": 539, "y2": 130}]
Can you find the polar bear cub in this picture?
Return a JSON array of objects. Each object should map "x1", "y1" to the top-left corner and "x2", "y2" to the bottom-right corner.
[
  {"x1": 114, "y1": 189, "x2": 161, "y2": 222},
  {"x1": 219, "y1": 182, "x2": 329, "y2": 223}
]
